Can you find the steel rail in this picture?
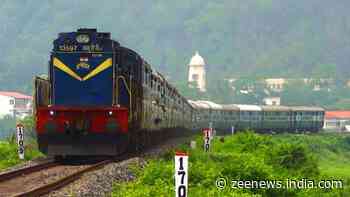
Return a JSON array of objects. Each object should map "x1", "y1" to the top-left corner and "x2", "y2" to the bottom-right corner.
[
  {"x1": 0, "y1": 159, "x2": 57, "y2": 183},
  {"x1": 14, "y1": 155, "x2": 132, "y2": 197}
]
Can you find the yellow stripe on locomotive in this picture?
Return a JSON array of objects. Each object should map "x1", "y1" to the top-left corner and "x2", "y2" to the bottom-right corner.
[{"x1": 53, "y1": 57, "x2": 113, "y2": 81}]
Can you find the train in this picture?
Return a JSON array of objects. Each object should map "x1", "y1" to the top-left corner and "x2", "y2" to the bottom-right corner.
[
  {"x1": 34, "y1": 28, "x2": 193, "y2": 156},
  {"x1": 34, "y1": 29, "x2": 325, "y2": 156},
  {"x1": 189, "y1": 100, "x2": 325, "y2": 134}
]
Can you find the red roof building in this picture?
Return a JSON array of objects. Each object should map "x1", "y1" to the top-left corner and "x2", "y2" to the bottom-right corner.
[
  {"x1": 325, "y1": 111, "x2": 350, "y2": 119},
  {"x1": 0, "y1": 91, "x2": 32, "y2": 118},
  {"x1": 0, "y1": 91, "x2": 32, "y2": 100},
  {"x1": 324, "y1": 111, "x2": 350, "y2": 132}
]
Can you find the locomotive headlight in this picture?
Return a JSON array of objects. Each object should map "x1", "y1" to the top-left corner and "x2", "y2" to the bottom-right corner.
[
  {"x1": 108, "y1": 111, "x2": 113, "y2": 116},
  {"x1": 76, "y1": 34, "x2": 90, "y2": 43},
  {"x1": 49, "y1": 110, "x2": 55, "y2": 116}
]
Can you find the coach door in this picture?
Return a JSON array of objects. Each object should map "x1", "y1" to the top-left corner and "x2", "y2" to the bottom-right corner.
[
  {"x1": 34, "y1": 76, "x2": 50, "y2": 112},
  {"x1": 118, "y1": 48, "x2": 143, "y2": 125}
]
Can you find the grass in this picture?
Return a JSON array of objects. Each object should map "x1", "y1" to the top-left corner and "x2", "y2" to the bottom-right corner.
[
  {"x1": 111, "y1": 132, "x2": 350, "y2": 197},
  {"x1": 0, "y1": 137, "x2": 44, "y2": 170}
]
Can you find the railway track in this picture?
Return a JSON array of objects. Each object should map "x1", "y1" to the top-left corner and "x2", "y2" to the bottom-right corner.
[
  {"x1": 0, "y1": 159, "x2": 57, "y2": 183},
  {"x1": 0, "y1": 155, "x2": 132, "y2": 197}
]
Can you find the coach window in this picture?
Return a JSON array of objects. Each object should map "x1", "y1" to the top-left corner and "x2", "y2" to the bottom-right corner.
[
  {"x1": 145, "y1": 70, "x2": 149, "y2": 85},
  {"x1": 144, "y1": 70, "x2": 148, "y2": 85},
  {"x1": 254, "y1": 113, "x2": 258, "y2": 120},
  {"x1": 244, "y1": 112, "x2": 249, "y2": 120},
  {"x1": 148, "y1": 72, "x2": 151, "y2": 86},
  {"x1": 154, "y1": 80, "x2": 157, "y2": 91},
  {"x1": 149, "y1": 75, "x2": 152, "y2": 87},
  {"x1": 146, "y1": 71, "x2": 149, "y2": 85},
  {"x1": 155, "y1": 80, "x2": 158, "y2": 91},
  {"x1": 154, "y1": 79, "x2": 157, "y2": 90}
]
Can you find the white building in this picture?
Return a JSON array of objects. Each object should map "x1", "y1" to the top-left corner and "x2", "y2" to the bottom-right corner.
[
  {"x1": 265, "y1": 78, "x2": 286, "y2": 92},
  {"x1": 0, "y1": 91, "x2": 33, "y2": 119},
  {"x1": 263, "y1": 97, "x2": 281, "y2": 106},
  {"x1": 188, "y1": 51, "x2": 206, "y2": 92}
]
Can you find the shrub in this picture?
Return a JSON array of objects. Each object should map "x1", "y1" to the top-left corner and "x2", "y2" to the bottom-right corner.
[
  {"x1": 112, "y1": 133, "x2": 350, "y2": 196},
  {"x1": 0, "y1": 140, "x2": 43, "y2": 170}
]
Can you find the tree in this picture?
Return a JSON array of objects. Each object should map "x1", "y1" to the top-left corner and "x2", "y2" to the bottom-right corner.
[
  {"x1": 175, "y1": 80, "x2": 202, "y2": 100},
  {"x1": 0, "y1": 116, "x2": 16, "y2": 140},
  {"x1": 18, "y1": 116, "x2": 36, "y2": 140},
  {"x1": 230, "y1": 78, "x2": 267, "y2": 104},
  {"x1": 281, "y1": 80, "x2": 313, "y2": 106},
  {"x1": 311, "y1": 64, "x2": 336, "y2": 79}
]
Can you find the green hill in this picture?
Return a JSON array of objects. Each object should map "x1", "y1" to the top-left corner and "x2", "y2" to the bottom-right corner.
[{"x1": 1, "y1": 1, "x2": 350, "y2": 93}]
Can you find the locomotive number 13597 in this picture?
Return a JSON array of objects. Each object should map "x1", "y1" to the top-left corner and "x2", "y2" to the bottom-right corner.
[{"x1": 59, "y1": 44, "x2": 78, "y2": 52}]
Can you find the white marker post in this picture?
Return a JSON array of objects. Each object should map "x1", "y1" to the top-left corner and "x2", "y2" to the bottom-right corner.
[
  {"x1": 209, "y1": 122, "x2": 213, "y2": 138},
  {"x1": 16, "y1": 124, "x2": 25, "y2": 160},
  {"x1": 175, "y1": 152, "x2": 188, "y2": 197},
  {"x1": 204, "y1": 137, "x2": 210, "y2": 152},
  {"x1": 231, "y1": 126, "x2": 235, "y2": 135},
  {"x1": 203, "y1": 128, "x2": 210, "y2": 152}
]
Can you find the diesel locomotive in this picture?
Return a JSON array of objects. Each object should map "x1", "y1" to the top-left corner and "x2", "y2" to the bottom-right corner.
[
  {"x1": 34, "y1": 28, "x2": 193, "y2": 156},
  {"x1": 34, "y1": 29, "x2": 325, "y2": 156}
]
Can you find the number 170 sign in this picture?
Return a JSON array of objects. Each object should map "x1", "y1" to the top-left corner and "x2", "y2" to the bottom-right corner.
[
  {"x1": 16, "y1": 124, "x2": 25, "y2": 160},
  {"x1": 175, "y1": 152, "x2": 188, "y2": 197}
]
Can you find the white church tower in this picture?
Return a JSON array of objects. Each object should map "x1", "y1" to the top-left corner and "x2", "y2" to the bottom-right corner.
[{"x1": 188, "y1": 51, "x2": 206, "y2": 92}]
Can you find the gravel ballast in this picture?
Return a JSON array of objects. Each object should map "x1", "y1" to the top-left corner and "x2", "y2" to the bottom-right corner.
[{"x1": 46, "y1": 136, "x2": 193, "y2": 197}]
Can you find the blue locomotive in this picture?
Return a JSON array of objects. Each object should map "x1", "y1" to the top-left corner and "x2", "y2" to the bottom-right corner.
[{"x1": 34, "y1": 28, "x2": 193, "y2": 156}]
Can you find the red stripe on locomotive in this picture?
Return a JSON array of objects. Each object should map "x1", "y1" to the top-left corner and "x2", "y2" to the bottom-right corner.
[{"x1": 36, "y1": 106, "x2": 128, "y2": 134}]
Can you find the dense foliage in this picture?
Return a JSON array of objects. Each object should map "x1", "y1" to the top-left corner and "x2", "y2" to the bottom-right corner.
[
  {"x1": 1, "y1": 1, "x2": 350, "y2": 95},
  {"x1": 0, "y1": 116, "x2": 16, "y2": 140},
  {"x1": 177, "y1": 76, "x2": 350, "y2": 109},
  {"x1": 0, "y1": 115, "x2": 41, "y2": 170},
  {"x1": 112, "y1": 132, "x2": 350, "y2": 196},
  {"x1": 0, "y1": 115, "x2": 36, "y2": 140},
  {"x1": 0, "y1": 138, "x2": 43, "y2": 170}
]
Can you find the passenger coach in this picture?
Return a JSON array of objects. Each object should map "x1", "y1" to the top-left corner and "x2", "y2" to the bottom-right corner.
[{"x1": 189, "y1": 100, "x2": 325, "y2": 133}]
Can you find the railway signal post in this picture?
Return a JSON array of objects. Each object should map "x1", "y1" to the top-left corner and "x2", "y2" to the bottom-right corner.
[{"x1": 16, "y1": 124, "x2": 25, "y2": 159}]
